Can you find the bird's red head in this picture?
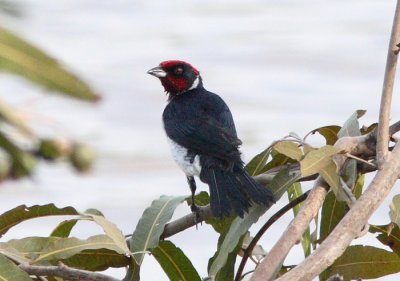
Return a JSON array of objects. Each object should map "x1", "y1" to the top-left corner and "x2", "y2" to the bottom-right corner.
[{"x1": 147, "y1": 60, "x2": 202, "y2": 99}]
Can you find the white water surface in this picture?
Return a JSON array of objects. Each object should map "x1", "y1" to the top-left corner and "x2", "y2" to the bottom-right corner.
[{"x1": 0, "y1": 1, "x2": 399, "y2": 280}]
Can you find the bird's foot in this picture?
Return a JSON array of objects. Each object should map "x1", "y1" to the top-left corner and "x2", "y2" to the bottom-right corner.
[{"x1": 191, "y1": 204, "x2": 201, "y2": 229}]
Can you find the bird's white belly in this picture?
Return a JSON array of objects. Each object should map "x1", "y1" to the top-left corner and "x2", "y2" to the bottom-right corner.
[{"x1": 167, "y1": 137, "x2": 201, "y2": 177}]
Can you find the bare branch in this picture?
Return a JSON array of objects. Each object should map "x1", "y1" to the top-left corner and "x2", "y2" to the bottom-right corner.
[
  {"x1": 376, "y1": 0, "x2": 400, "y2": 165},
  {"x1": 19, "y1": 262, "x2": 120, "y2": 281}
]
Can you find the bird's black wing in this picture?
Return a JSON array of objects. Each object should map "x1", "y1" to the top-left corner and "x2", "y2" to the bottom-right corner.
[{"x1": 163, "y1": 91, "x2": 242, "y2": 162}]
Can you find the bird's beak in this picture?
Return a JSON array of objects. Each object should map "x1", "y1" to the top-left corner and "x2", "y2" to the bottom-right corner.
[{"x1": 147, "y1": 66, "x2": 167, "y2": 78}]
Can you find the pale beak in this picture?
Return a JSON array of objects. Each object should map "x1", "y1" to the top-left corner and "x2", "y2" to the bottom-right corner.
[{"x1": 147, "y1": 66, "x2": 167, "y2": 78}]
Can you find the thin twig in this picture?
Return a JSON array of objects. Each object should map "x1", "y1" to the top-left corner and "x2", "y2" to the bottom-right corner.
[
  {"x1": 235, "y1": 190, "x2": 310, "y2": 281},
  {"x1": 376, "y1": 0, "x2": 400, "y2": 165},
  {"x1": 19, "y1": 262, "x2": 121, "y2": 281}
]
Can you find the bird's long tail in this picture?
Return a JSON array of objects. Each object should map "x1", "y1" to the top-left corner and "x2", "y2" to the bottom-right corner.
[{"x1": 200, "y1": 164, "x2": 275, "y2": 219}]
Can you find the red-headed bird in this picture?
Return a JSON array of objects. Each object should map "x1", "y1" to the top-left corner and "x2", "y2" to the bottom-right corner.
[{"x1": 148, "y1": 60, "x2": 274, "y2": 219}]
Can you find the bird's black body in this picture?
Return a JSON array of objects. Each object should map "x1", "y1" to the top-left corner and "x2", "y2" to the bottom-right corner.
[{"x1": 148, "y1": 60, "x2": 274, "y2": 219}]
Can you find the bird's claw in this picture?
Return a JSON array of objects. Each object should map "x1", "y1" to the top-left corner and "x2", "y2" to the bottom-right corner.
[{"x1": 191, "y1": 204, "x2": 201, "y2": 229}]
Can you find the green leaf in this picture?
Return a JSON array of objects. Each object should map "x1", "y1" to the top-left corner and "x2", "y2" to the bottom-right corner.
[
  {"x1": 61, "y1": 248, "x2": 130, "y2": 271},
  {"x1": 33, "y1": 235, "x2": 126, "y2": 264},
  {"x1": 50, "y1": 219, "x2": 78, "y2": 238},
  {"x1": 322, "y1": 245, "x2": 400, "y2": 280},
  {"x1": 338, "y1": 110, "x2": 365, "y2": 138},
  {"x1": 0, "y1": 204, "x2": 79, "y2": 237},
  {"x1": 390, "y1": 194, "x2": 400, "y2": 228},
  {"x1": 152, "y1": 240, "x2": 201, "y2": 281},
  {"x1": 0, "y1": 99, "x2": 32, "y2": 136},
  {"x1": 268, "y1": 168, "x2": 301, "y2": 201},
  {"x1": 6, "y1": 236, "x2": 58, "y2": 261},
  {"x1": 260, "y1": 151, "x2": 294, "y2": 174},
  {"x1": 208, "y1": 232, "x2": 244, "y2": 281},
  {"x1": 370, "y1": 224, "x2": 400, "y2": 256},
  {"x1": 287, "y1": 183, "x2": 310, "y2": 257},
  {"x1": 320, "y1": 160, "x2": 350, "y2": 204},
  {"x1": 0, "y1": 27, "x2": 100, "y2": 101},
  {"x1": 300, "y1": 145, "x2": 338, "y2": 177},
  {"x1": 311, "y1": 125, "x2": 341, "y2": 145},
  {"x1": 0, "y1": 254, "x2": 33, "y2": 281},
  {"x1": 319, "y1": 191, "x2": 347, "y2": 244},
  {"x1": 208, "y1": 204, "x2": 267, "y2": 277},
  {"x1": 245, "y1": 148, "x2": 271, "y2": 176},
  {"x1": 86, "y1": 214, "x2": 130, "y2": 254},
  {"x1": 0, "y1": 242, "x2": 29, "y2": 263},
  {"x1": 129, "y1": 195, "x2": 186, "y2": 265},
  {"x1": 273, "y1": 141, "x2": 303, "y2": 161}
]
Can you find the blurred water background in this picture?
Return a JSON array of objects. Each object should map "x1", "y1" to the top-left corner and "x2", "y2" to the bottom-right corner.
[{"x1": 1, "y1": 0, "x2": 400, "y2": 280}]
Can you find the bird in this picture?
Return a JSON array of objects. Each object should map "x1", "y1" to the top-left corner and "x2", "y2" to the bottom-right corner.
[{"x1": 147, "y1": 60, "x2": 275, "y2": 219}]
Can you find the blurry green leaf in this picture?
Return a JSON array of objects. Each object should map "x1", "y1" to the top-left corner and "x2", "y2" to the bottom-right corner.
[
  {"x1": 390, "y1": 195, "x2": 400, "y2": 228},
  {"x1": 300, "y1": 145, "x2": 338, "y2": 177},
  {"x1": 273, "y1": 141, "x2": 303, "y2": 161},
  {"x1": 152, "y1": 240, "x2": 201, "y2": 281},
  {"x1": 322, "y1": 245, "x2": 400, "y2": 280},
  {"x1": 129, "y1": 195, "x2": 186, "y2": 265},
  {"x1": 61, "y1": 248, "x2": 130, "y2": 271},
  {"x1": 86, "y1": 214, "x2": 130, "y2": 255},
  {"x1": 287, "y1": 183, "x2": 310, "y2": 257},
  {"x1": 50, "y1": 219, "x2": 78, "y2": 238},
  {"x1": 268, "y1": 168, "x2": 301, "y2": 201},
  {"x1": 0, "y1": 254, "x2": 33, "y2": 281},
  {"x1": 33, "y1": 235, "x2": 126, "y2": 264},
  {"x1": 0, "y1": 27, "x2": 100, "y2": 101},
  {"x1": 245, "y1": 148, "x2": 271, "y2": 176},
  {"x1": 208, "y1": 204, "x2": 267, "y2": 277},
  {"x1": 123, "y1": 261, "x2": 140, "y2": 281},
  {"x1": 354, "y1": 174, "x2": 365, "y2": 199},
  {"x1": 338, "y1": 110, "x2": 365, "y2": 138},
  {"x1": 0, "y1": 100, "x2": 32, "y2": 136},
  {"x1": 370, "y1": 224, "x2": 400, "y2": 256},
  {"x1": 0, "y1": 131, "x2": 36, "y2": 178},
  {"x1": 360, "y1": 123, "x2": 378, "y2": 135},
  {"x1": 0, "y1": 204, "x2": 79, "y2": 237},
  {"x1": 319, "y1": 191, "x2": 347, "y2": 244},
  {"x1": 70, "y1": 143, "x2": 96, "y2": 172},
  {"x1": 309, "y1": 125, "x2": 341, "y2": 145}
]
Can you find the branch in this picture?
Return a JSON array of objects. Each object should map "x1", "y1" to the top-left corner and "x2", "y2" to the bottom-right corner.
[
  {"x1": 250, "y1": 177, "x2": 329, "y2": 280},
  {"x1": 274, "y1": 143, "x2": 400, "y2": 281},
  {"x1": 235, "y1": 190, "x2": 310, "y2": 281},
  {"x1": 19, "y1": 262, "x2": 120, "y2": 281},
  {"x1": 376, "y1": 0, "x2": 400, "y2": 165}
]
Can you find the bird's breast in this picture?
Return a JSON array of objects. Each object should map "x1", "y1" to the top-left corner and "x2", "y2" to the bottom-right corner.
[{"x1": 166, "y1": 137, "x2": 201, "y2": 177}]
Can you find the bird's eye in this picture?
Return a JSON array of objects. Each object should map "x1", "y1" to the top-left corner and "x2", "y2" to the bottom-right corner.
[{"x1": 174, "y1": 67, "x2": 183, "y2": 75}]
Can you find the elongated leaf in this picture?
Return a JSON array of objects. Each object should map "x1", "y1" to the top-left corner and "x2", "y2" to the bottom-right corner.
[
  {"x1": 338, "y1": 110, "x2": 365, "y2": 138},
  {"x1": 0, "y1": 254, "x2": 33, "y2": 281},
  {"x1": 129, "y1": 195, "x2": 186, "y2": 265},
  {"x1": 208, "y1": 204, "x2": 267, "y2": 277},
  {"x1": 0, "y1": 99, "x2": 32, "y2": 136},
  {"x1": 0, "y1": 27, "x2": 100, "y2": 101},
  {"x1": 273, "y1": 141, "x2": 302, "y2": 161},
  {"x1": 246, "y1": 148, "x2": 271, "y2": 175},
  {"x1": 319, "y1": 191, "x2": 346, "y2": 243},
  {"x1": 287, "y1": 183, "x2": 310, "y2": 257},
  {"x1": 61, "y1": 248, "x2": 130, "y2": 271},
  {"x1": 208, "y1": 232, "x2": 244, "y2": 281},
  {"x1": 390, "y1": 194, "x2": 400, "y2": 228},
  {"x1": 300, "y1": 145, "x2": 338, "y2": 177},
  {"x1": 370, "y1": 224, "x2": 400, "y2": 256},
  {"x1": 268, "y1": 168, "x2": 301, "y2": 201},
  {"x1": 0, "y1": 204, "x2": 79, "y2": 237},
  {"x1": 7, "y1": 236, "x2": 58, "y2": 261},
  {"x1": 320, "y1": 160, "x2": 350, "y2": 204},
  {"x1": 260, "y1": 152, "x2": 294, "y2": 174},
  {"x1": 152, "y1": 240, "x2": 201, "y2": 281},
  {"x1": 322, "y1": 245, "x2": 400, "y2": 280},
  {"x1": 310, "y1": 125, "x2": 341, "y2": 145},
  {"x1": 86, "y1": 214, "x2": 130, "y2": 254},
  {"x1": 33, "y1": 235, "x2": 125, "y2": 263},
  {"x1": 123, "y1": 261, "x2": 140, "y2": 281},
  {"x1": 0, "y1": 242, "x2": 29, "y2": 263},
  {"x1": 50, "y1": 219, "x2": 78, "y2": 238}
]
